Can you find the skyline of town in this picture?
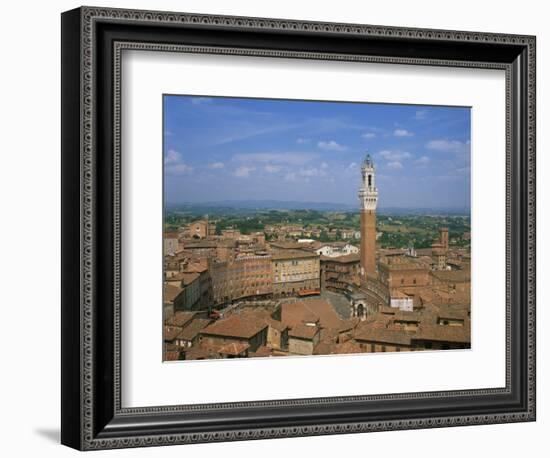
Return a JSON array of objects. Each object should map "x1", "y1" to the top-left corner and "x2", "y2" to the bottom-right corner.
[
  {"x1": 163, "y1": 95, "x2": 471, "y2": 209},
  {"x1": 163, "y1": 117, "x2": 471, "y2": 361}
]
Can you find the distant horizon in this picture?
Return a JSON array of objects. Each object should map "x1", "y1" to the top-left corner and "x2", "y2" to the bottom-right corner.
[
  {"x1": 164, "y1": 95, "x2": 471, "y2": 209},
  {"x1": 165, "y1": 198, "x2": 471, "y2": 209},
  {"x1": 164, "y1": 199, "x2": 471, "y2": 216}
]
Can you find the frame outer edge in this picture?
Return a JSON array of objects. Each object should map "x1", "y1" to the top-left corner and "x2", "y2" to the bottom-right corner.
[
  {"x1": 61, "y1": 7, "x2": 85, "y2": 451},
  {"x1": 70, "y1": 6, "x2": 536, "y2": 450}
]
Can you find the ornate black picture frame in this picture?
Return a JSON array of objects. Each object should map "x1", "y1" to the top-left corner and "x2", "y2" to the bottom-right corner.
[{"x1": 61, "y1": 6, "x2": 536, "y2": 450}]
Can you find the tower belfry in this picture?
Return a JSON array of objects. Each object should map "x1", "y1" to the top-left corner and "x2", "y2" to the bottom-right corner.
[{"x1": 358, "y1": 153, "x2": 378, "y2": 279}]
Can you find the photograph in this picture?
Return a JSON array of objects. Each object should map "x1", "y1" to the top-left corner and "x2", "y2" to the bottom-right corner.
[{"x1": 162, "y1": 95, "x2": 472, "y2": 361}]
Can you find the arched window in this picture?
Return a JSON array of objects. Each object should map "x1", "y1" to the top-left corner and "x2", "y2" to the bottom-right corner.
[{"x1": 368, "y1": 174, "x2": 372, "y2": 186}]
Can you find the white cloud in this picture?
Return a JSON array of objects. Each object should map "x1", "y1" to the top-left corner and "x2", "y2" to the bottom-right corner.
[
  {"x1": 386, "y1": 161, "x2": 403, "y2": 170},
  {"x1": 393, "y1": 129, "x2": 414, "y2": 137},
  {"x1": 321, "y1": 162, "x2": 329, "y2": 169},
  {"x1": 190, "y1": 97, "x2": 213, "y2": 105},
  {"x1": 296, "y1": 138, "x2": 310, "y2": 144},
  {"x1": 233, "y1": 152, "x2": 315, "y2": 166},
  {"x1": 233, "y1": 166, "x2": 256, "y2": 178},
  {"x1": 426, "y1": 139, "x2": 470, "y2": 155},
  {"x1": 166, "y1": 163, "x2": 193, "y2": 175},
  {"x1": 264, "y1": 164, "x2": 282, "y2": 173},
  {"x1": 414, "y1": 110, "x2": 427, "y2": 120},
  {"x1": 414, "y1": 156, "x2": 430, "y2": 165},
  {"x1": 208, "y1": 162, "x2": 225, "y2": 169},
  {"x1": 164, "y1": 149, "x2": 182, "y2": 165},
  {"x1": 317, "y1": 140, "x2": 346, "y2": 151},
  {"x1": 164, "y1": 149, "x2": 193, "y2": 175},
  {"x1": 299, "y1": 167, "x2": 327, "y2": 177},
  {"x1": 378, "y1": 150, "x2": 412, "y2": 161},
  {"x1": 285, "y1": 167, "x2": 328, "y2": 182},
  {"x1": 347, "y1": 162, "x2": 358, "y2": 170},
  {"x1": 362, "y1": 132, "x2": 377, "y2": 139}
]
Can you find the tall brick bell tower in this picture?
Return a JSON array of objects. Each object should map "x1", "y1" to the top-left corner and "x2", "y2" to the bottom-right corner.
[{"x1": 358, "y1": 153, "x2": 378, "y2": 280}]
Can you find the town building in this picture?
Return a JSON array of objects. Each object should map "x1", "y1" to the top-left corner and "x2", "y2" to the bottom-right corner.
[
  {"x1": 172, "y1": 272, "x2": 201, "y2": 312},
  {"x1": 182, "y1": 240, "x2": 218, "y2": 258},
  {"x1": 378, "y1": 256, "x2": 431, "y2": 292},
  {"x1": 210, "y1": 255, "x2": 273, "y2": 305},
  {"x1": 320, "y1": 253, "x2": 360, "y2": 293},
  {"x1": 271, "y1": 250, "x2": 320, "y2": 296},
  {"x1": 288, "y1": 325, "x2": 320, "y2": 355},
  {"x1": 163, "y1": 231, "x2": 180, "y2": 255},
  {"x1": 389, "y1": 290, "x2": 414, "y2": 312},
  {"x1": 431, "y1": 243, "x2": 447, "y2": 270},
  {"x1": 200, "y1": 314, "x2": 269, "y2": 352},
  {"x1": 163, "y1": 283, "x2": 185, "y2": 313},
  {"x1": 439, "y1": 227, "x2": 449, "y2": 251},
  {"x1": 189, "y1": 220, "x2": 209, "y2": 239},
  {"x1": 314, "y1": 242, "x2": 359, "y2": 258}
]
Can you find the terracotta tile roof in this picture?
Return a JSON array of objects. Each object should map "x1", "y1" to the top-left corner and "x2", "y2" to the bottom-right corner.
[
  {"x1": 319, "y1": 327, "x2": 339, "y2": 343},
  {"x1": 165, "y1": 311, "x2": 196, "y2": 327},
  {"x1": 271, "y1": 250, "x2": 319, "y2": 261},
  {"x1": 181, "y1": 272, "x2": 200, "y2": 286},
  {"x1": 249, "y1": 346, "x2": 274, "y2": 358},
  {"x1": 320, "y1": 253, "x2": 360, "y2": 263},
  {"x1": 237, "y1": 308, "x2": 288, "y2": 332},
  {"x1": 218, "y1": 342, "x2": 250, "y2": 356},
  {"x1": 392, "y1": 312, "x2": 421, "y2": 323},
  {"x1": 288, "y1": 324, "x2": 319, "y2": 340},
  {"x1": 380, "y1": 257, "x2": 431, "y2": 270},
  {"x1": 184, "y1": 343, "x2": 222, "y2": 360},
  {"x1": 164, "y1": 350, "x2": 182, "y2": 361},
  {"x1": 269, "y1": 241, "x2": 307, "y2": 250},
  {"x1": 334, "y1": 340, "x2": 362, "y2": 354},
  {"x1": 431, "y1": 270, "x2": 471, "y2": 283},
  {"x1": 201, "y1": 315, "x2": 268, "y2": 339},
  {"x1": 163, "y1": 284, "x2": 183, "y2": 303},
  {"x1": 338, "y1": 318, "x2": 360, "y2": 332},
  {"x1": 185, "y1": 264, "x2": 208, "y2": 274},
  {"x1": 313, "y1": 341, "x2": 337, "y2": 355},
  {"x1": 184, "y1": 240, "x2": 218, "y2": 249},
  {"x1": 413, "y1": 323, "x2": 471, "y2": 344},
  {"x1": 437, "y1": 308, "x2": 468, "y2": 321},
  {"x1": 178, "y1": 319, "x2": 211, "y2": 341},
  {"x1": 164, "y1": 325, "x2": 183, "y2": 342},
  {"x1": 280, "y1": 299, "x2": 344, "y2": 330},
  {"x1": 353, "y1": 328, "x2": 414, "y2": 346}
]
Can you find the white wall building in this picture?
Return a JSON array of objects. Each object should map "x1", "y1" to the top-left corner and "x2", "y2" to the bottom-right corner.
[
  {"x1": 315, "y1": 243, "x2": 359, "y2": 258},
  {"x1": 390, "y1": 291, "x2": 414, "y2": 312}
]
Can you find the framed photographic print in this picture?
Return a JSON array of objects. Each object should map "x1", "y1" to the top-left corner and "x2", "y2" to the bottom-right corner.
[{"x1": 61, "y1": 6, "x2": 536, "y2": 450}]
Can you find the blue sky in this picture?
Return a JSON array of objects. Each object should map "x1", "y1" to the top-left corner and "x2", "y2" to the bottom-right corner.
[{"x1": 163, "y1": 95, "x2": 471, "y2": 209}]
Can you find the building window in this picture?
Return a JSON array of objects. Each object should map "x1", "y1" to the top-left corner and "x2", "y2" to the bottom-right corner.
[{"x1": 368, "y1": 174, "x2": 372, "y2": 186}]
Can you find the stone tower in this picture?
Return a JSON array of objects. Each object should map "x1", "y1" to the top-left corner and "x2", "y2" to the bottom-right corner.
[
  {"x1": 358, "y1": 153, "x2": 378, "y2": 279},
  {"x1": 439, "y1": 227, "x2": 449, "y2": 251}
]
